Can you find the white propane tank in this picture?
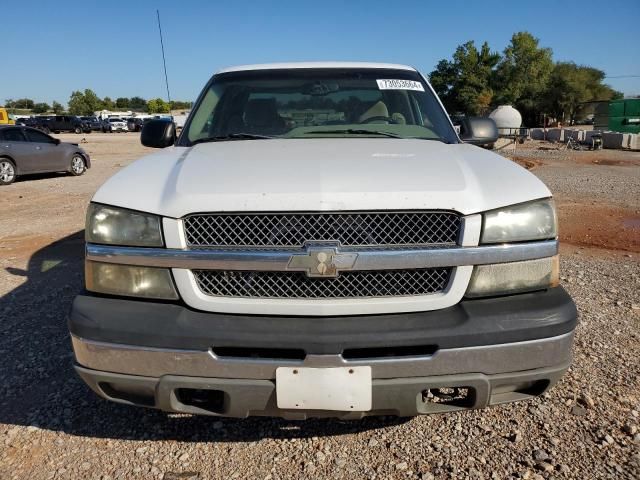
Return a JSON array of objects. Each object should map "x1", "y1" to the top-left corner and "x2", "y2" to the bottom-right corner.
[{"x1": 489, "y1": 105, "x2": 522, "y2": 135}]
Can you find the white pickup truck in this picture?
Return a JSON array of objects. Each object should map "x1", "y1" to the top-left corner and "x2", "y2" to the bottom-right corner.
[
  {"x1": 69, "y1": 62, "x2": 577, "y2": 418},
  {"x1": 106, "y1": 117, "x2": 128, "y2": 133}
]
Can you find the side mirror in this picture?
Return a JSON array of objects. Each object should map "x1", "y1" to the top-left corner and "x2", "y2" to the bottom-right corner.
[
  {"x1": 459, "y1": 117, "x2": 498, "y2": 146},
  {"x1": 54, "y1": 138, "x2": 61, "y2": 145},
  {"x1": 141, "y1": 119, "x2": 176, "y2": 148}
]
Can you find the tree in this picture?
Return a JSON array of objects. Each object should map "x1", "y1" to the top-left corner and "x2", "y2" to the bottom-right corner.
[
  {"x1": 32, "y1": 102, "x2": 50, "y2": 114},
  {"x1": 147, "y1": 97, "x2": 170, "y2": 113},
  {"x1": 170, "y1": 100, "x2": 192, "y2": 110},
  {"x1": 493, "y1": 32, "x2": 554, "y2": 125},
  {"x1": 129, "y1": 96, "x2": 147, "y2": 111},
  {"x1": 11, "y1": 98, "x2": 35, "y2": 109},
  {"x1": 542, "y1": 62, "x2": 623, "y2": 123},
  {"x1": 429, "y1": 41, "x2": 500, "y2": 115},
  {"x1": 68, "y1": 89, "x2": 103, "y2": 116},
  {"x1": 102, "y1": 96, "x2": 115, "y2": 110},
  {"x1": 429, "y1": 30, "x2": 626, "y2": 126},
  {"x1": 52, "y1": 101, "x2": 64, "y2": 114},
  {"x1": 116, "y1": 97, "x2": 130, "y2": 109}
]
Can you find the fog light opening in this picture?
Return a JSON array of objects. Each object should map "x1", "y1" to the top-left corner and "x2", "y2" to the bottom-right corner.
[
  {"x1": 176, "y1": 388, "x2": 226, "y2": 414},
  {"x1": 422, "y1": 387, "x2": 474, "y2": 407}
]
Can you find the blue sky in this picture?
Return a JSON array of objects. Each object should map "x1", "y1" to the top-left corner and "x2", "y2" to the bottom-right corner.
[{"x1": 3, "y1": 0, "x2": 639, "y2": 105}]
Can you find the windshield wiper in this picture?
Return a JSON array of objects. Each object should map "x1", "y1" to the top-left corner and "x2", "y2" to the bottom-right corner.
[
  {"x1": 190, "y1": 133, "x2": 274, "y2": 145},
  {"x1": 303, "y1": 129, "x2": 454, "y2": 143},
  {"x1": 304, "y1": 129, "x2": 403, "y2": 138}
]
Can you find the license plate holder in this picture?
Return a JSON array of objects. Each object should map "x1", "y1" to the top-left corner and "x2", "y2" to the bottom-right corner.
[{"x1": 276, "y1": 366, "x2": 372, "y2": 411}]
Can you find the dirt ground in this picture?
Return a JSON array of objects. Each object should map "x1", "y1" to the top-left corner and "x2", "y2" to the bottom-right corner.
[
  {"x1": 1, "y1": 133, "x2": 639, "y2": 479},
  {"x1": 506, "y1": 141, "x2": 640, "y2": 254},
  {"x1": 0, "y1": 133, "x2": 153, "y2": 265}
]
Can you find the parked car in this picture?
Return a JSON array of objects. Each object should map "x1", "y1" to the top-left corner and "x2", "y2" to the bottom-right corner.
[
  {"x1": 70, "y1": 62, "x2": 576, "y2": 418},
  {"x1": 0, "y1": 125, "x2": 90, "y2": 185},
  {"x1": 81, "y1": 116, "x2": 104, "y2": 132},
  {"x1": 99, "y1": 118, "x2": 110, "y2": 132},
  {"x1": 32, "y1": 116, "x2": 54, "y2": 131},
  {"x1": 127, "y1": 117, "x2": 146, "y2": 132},
  {"x1": 105, "y1": 117, "x2": 128, "y2": 133},
  {"x1": 23, "y1": 117, "x2": 50, "y2": 129},
  {"x1": 14, "y1": 117, "x2": 34, "y2": 126},
  {"x1": 40, "y1": 115, "x2": 91, "y2": 134}
]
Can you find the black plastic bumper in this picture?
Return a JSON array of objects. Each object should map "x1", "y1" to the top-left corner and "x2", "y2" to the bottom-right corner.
[
  {"x1": 75, "y1": 362, "x2": 570, "y2": 418},
  {"x1": 68, "y1": 287, "x2": 577, "y2": 355}
]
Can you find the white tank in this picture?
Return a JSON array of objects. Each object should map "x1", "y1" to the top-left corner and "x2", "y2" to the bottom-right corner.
[{"x1": 489, "y1": 105, "x2": 522, "y2": 134}]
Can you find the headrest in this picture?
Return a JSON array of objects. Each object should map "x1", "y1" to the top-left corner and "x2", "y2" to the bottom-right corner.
[{"x1": 358, "y1": 101, "x2": 389, "y2": 123}]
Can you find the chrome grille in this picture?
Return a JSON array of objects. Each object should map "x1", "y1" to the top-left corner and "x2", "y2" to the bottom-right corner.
[
  {"x1": 183, "y1": 212, "x2": 460, "y2": 248},
  {"x1": 193, "y1": 268, "x2": 451, "y2": 299}
]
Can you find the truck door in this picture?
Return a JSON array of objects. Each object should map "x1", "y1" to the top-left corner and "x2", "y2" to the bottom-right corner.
[{"x1": 53, "y1": 116, "x2": 65, "y2": 132}]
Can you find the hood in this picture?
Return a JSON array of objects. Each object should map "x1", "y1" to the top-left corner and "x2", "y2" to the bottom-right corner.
[{"x1": 92, "y1": 139, "x2": 551, "y2": 218}]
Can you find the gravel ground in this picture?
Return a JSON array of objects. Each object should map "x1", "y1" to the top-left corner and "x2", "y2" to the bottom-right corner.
[
  {"x1": 501, "y1": 143, "x2": 640, "y2": 210},
  {"x1": 1, "y1": 135, "x2": 639, "y2": 479}
]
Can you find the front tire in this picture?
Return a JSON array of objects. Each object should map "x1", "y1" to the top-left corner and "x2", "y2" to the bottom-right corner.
[
  {"x1": 0, "y1": 159, "x2": 16, "y2": 185},
  {"x1": 69, "y1": 155, "x2": 86, "y2": 176},
  {"x1": 74, "y1": 126, "x2": 82, "y2": 134}
]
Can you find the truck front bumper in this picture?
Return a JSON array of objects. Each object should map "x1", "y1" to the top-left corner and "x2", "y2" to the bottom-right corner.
[{"x1": 69, "y1": 287, "x2": 577, "y2": 418}]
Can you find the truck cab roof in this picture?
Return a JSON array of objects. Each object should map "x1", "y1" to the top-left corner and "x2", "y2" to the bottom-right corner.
[{"x1": 216, "y1": 61, "x2": 417, "y2": 74}]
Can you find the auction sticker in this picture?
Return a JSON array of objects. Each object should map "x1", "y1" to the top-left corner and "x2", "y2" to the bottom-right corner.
[{"x1": 376, "y1": 79, "x2": 425, "y2": 91}]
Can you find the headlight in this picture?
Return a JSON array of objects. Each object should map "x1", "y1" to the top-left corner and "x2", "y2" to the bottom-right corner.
[
  {"x1": 481, "y1": 199, "x2": 557, "y2": 244},
  {"x1": 86, "y1": 203, "x2": 163, "y2": 246},
  {"x1": 465, "y1": 256, "x2": 559, "y2": 298},
  {"x1": 85, "y1": 261, "x2": 178, "y2": 300}
]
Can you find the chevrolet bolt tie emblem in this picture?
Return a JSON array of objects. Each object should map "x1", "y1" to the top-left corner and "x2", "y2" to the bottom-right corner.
[{"x1": 287, "y1": 246, "x2": 358, "y2": 278}]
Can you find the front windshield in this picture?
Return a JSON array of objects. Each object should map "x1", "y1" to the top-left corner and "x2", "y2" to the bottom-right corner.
[{"x1": 182, "y1": 68, "x2": 458, "y2": 145}]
